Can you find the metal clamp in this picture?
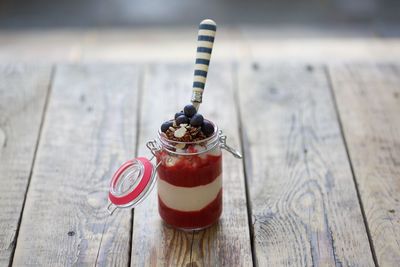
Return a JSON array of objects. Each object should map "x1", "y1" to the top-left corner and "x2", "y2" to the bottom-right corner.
[
  {"x1": 107, "y1": 203, "x2": 117, "y2": 215},
  {"x1": 146, "y1": 139, "x2": 162, "y2": 157},
  {"x1": 219, "y1": 131, "x2": 243, "y2": 159}
]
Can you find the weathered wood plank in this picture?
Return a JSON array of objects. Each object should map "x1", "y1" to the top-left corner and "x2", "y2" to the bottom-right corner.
[
  {"x1": 329, "y1": 64, "x2": 400, "y2": 266},
  {"x1": 12, "y1": 64, "x2": 141, "y2": 266},
  {"x1": 238, "y1": 63, "x2": 374, "y2": 266},
  {"x1": 131, "y1": 63, "x2": 253, "y2": 266},
  {"x1": 190, "y1": 64, "x2": 253, "y2": 267},
  {"x1": 0, "y1": 65, "x2": 52, "y2": 266}
]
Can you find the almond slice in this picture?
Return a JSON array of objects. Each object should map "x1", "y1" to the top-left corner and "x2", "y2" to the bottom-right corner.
[
  {"x1": 175, "y1": 143, "x2": 186, "y2": 149},
  {"x1": 174, "y1": 127, "x2": 187, "y2": 138}
]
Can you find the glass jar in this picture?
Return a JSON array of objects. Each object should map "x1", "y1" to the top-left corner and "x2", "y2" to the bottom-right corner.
[
  {"x1": 154, "y1": 122, "x2": 223, "y2": 230},
  {"x1": 108, "y1": 121, "x2": 241, "y2": 231}
]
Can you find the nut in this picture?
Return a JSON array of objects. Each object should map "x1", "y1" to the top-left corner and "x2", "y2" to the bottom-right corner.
[
  {"x1": 175, "y1": 143, "x2": 186, "y2": 149},
  {"x1": 174, "y1": 127, "x2": 187, "y2": 138}
]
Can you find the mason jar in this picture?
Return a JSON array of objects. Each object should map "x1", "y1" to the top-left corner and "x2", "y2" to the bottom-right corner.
[
  {"x1": 107, "y1": 121, "x2": 241, "y2": 231},
  {"x1": 155, "y1": 121, "x2": 223, "y2": 230}
]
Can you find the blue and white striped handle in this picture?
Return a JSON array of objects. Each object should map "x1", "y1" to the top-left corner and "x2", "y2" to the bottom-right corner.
[{"x1": 191, "y1": 19, "x2": 217, "y2": 110}]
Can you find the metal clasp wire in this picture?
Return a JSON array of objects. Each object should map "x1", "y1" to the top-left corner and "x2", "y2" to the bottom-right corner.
[
  {"x1": 219, "y1": 131, "x2": 243, "y2": 159},
  {"x1": 146, "y1": 139, "x2": 162, "y2": 157},
  {"x1": 107, "y1": 203, "x2": 117, "y2": 215}
]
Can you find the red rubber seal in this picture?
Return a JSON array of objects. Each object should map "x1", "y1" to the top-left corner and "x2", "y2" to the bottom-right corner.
[{"x1": 108, "y1": 157, "x2": 153, "y2": 206}]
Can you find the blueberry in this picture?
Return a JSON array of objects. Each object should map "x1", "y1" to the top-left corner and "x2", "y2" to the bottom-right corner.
[
  {"x1": 175, "y1": 111, "x2": 184, "y2": 119},
  {"x1": 190, "y1": 114, "x2": 204, "y2": 127},
  {"x1": 184, "y1": 104, "x2": 197, "y2": 117},
  {"x1": 161, "y1": 121, "x2": 173, "y2": 132},
  {"x1": 202, "y1": 121, "x2": 215, "y2": 137},
  {"x1": 176, "y1": 115, "x2": 189, "y2": 125}
]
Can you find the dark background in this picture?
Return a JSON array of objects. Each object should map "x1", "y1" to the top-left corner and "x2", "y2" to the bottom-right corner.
[
  {"x1": 1, "y1": 0, "x2": 399, "y2": 63},
  {"x1": 0, "y1": 0, "x2": 399, "y2": 34}
]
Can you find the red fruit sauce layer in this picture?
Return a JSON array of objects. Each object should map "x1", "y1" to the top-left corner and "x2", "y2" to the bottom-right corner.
[
  {"x1": 156, "y1": 152, "x2": 222, "y2": 187},
  {"x1": 158, "y1": 189, "x2": 222, "y2": 229}
]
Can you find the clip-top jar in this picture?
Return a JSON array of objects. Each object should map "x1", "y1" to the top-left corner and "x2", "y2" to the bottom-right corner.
[{"x1": 108, "y1": 121, "x2": 241, "y2": 231}]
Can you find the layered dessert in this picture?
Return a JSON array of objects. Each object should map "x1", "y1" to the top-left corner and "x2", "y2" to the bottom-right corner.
[{"x1": 157, "y1": 104, "x2": 222, "y2": 230}]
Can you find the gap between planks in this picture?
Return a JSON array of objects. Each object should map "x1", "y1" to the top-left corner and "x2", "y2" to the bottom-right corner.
[
  {"x1": 237, "y1": 62, "x2": 375, "y2": 266},
  {"x1": 328, "y1": 63, "x2": 400, "y2": 266},
  {"x1": 324, "y1": 65, "x2": 379, "y2": 266},
  {"x1": 9, "y1": 66, "x2": 55, "y2": 267},
  {"x1": 232, "y1": 62, "x2": 257, "y2": 267},
  {"x1": 0, "y1": 64, "x2": 53, "y2": 266},
  {"x1": 12, "y1": 64, "x2": 141, "y2": 266}
]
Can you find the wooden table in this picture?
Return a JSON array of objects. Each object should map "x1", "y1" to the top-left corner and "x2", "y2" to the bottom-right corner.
[{"x1": 0, "y1": 62, "x2": 399, "y2": 267}]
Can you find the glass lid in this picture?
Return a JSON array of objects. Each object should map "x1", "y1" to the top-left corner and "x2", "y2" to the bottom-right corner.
[{"x1": 108, "y1": 157, "x2": 156, "y2": 210}]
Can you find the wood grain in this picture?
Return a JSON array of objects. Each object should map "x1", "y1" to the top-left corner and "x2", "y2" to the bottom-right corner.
[
  {"x1": 329, "y1": 64, "x2": 400, "y2": 266},
  {"x1": 12, "y1": 64, "x2": 141, "y2": 266},
  {"x1": 190, "y1": 64, "x2": 253, "y2": 267},
  {"x1": 238, "y1": 63, "x2": 375, "y2": 266},
  {"x1": 131, "y1": 63, "x2": 253, "y2": 266},
  {"x1": 0, "y1": 65, "x2": 52, "y2": 266}
]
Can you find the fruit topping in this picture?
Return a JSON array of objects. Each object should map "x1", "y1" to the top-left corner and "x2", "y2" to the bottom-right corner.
[
  {"x1": 190, "y1": 114, "x2": 204, "y2": 127},
  {"x1": 161, "y1": 121, "x2": 173, "y2": 132},
  {"x1": 161, "y1": 104, "x2": 215, "y2": 143},
  {"x1": 175, "y1": 111, "x2": 184, "y2": 119},
  {"x1": 184, "y1": 104, "x2": 197, "y2": 117},
  {"x1": 202, "y1": 121, "x2": 215, "y2": 137},
  {"x1": 176, "y1": 115, "x2": 190, "y2": 125}
]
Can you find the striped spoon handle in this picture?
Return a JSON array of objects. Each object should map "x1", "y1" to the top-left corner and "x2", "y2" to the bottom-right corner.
[{"x1": 191, "y1": 19, "x2": 217, "y2": 110}]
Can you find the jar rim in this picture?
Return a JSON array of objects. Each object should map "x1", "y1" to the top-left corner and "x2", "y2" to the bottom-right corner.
[
  {"x1": 157, "y1": 119, "x2": 218, "y2": 145},
  {"x1": 157, "y1": 120, "x2": 220, "y2": 155}
]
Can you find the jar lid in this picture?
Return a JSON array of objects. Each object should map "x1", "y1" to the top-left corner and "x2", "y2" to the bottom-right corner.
[{"x1": 108, "y1": 157, "x2": 156, "y2": 209}]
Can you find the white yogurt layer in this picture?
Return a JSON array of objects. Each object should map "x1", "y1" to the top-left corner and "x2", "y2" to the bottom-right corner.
[{"x1": 158, "y1": 175, "x2": 222, "y2": 212}]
